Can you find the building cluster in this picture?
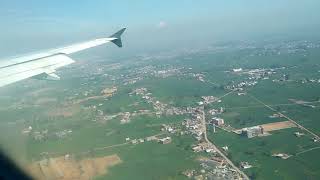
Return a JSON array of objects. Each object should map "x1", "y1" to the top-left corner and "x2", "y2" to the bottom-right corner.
[
  {"x1": 201, "y1": 96, "x2": 219, "y2": 105},
  {"x1": 227, "y1": 67, "x2": 278, "y2": 91},
  {"x1": 232, "y1": 67, "x2": 276, "y2": 79},
  {"x1": 33, "y1": 130, "x2": 48, "y2": 141},
  {"x1": 131, "y1": 88, "x2": 195, "y2": 117},
  {"x1": 272, "y1": 153, "x2": 291, "y2": 160},
  {"x1": 158, "y1": 137, "x2": 172, "y2": 144},
  {"x1": 182, "y1": 108, "x2": 205, "y2": 141},
  {"x1": 294, "y1": 132, "x2": 305, "y2": 137},
  {"x1": 123, "y1": 77, "x2": 142, "y2": 85},
  {"x1": 53, "y1": 39, "x2": 320, "y2": 180},
  {"x1": 192, "y1": 143, "x2": 216, "y2": 153},
  {"x1": 181, "y1": 169, "x2": 197, "y2": 178},
  {"x1": 247, "y1": 68, "x2": 275, "y2": 79},
  {"x1": 153, "y1": 101, "x2": 168, "y2": 117},
  {"x1": 116, "y1": 65, "x2": 153, "y2": 86},
  {"x1": 129, "y1": 138, "x2": 145, "y2": 144},
  {"x1": 165, "y1": 107, "x2": 187, "y2": 116},
  {"x1": 131, "y1": 109, "x2": 152, "y2": 116},
  {"x1": 198, "y1": 159, "x2": 242, "y2": 180},
  {"x1": 278, "y1": 40, "x2": 320, "y2": 54},
  {"x1": 55, "y1": 129, "x2": 73, "y2": 139},
  {"x1": 244, "y1": 40, "x2": 320, "y2": 57},
  {"x1": 160, "y1": 124, "x2": 175, "y2": 133},
  {"x1": 289, "y1": 99, "x2": 317, "y2": 108},
  {"x1": 241, "y1": 126, "x2": 264, "y2": 138},
  {"x1": 22, "y1": 126, "x2": 33, "y2": 134},
  {"x1": 120, "y1": 112, "x2": 131, "y2": 124},
  {"x1": 209, "y1": 164, "x2": 240, "y2": 179},
  {"x1": 183, "y1": 118, "x2": 203, "y2": 141},
  {"x1": 103, "y1": 109, "x2": 153, "y2": 124},
  {"x1": 121, "y1": 64, "x2": 185, "y2": 85},
  {"x1": 240, "y1": 162, "x2": 252, "y2": 169},
  {"x1": 208, "y1": 107, "x2": 224, "y2": 116},
  {"x1": 211, "y1": 117, "x2": 225, "y2": 126},
  {"x1": 126, "y1": 135, "x2": 172, "y2": 145},
  {"x1": 237, "y1": 92, "x2": 247, "y2": 96},
  {"x1": 127, "y1": 135, "x2": 157, "y2": 143},
  {"x1": 100, "y1": 86, "x2": 117, "y2": 97},
  {"x1": 190, "y1": 73, "x2": 205, "y2": 82},
  {"x1": 121, "y1": 70, "x2": 145, "y2": 86},
  {"x1": 300, "y1": 78, "x2": 320, "y2": 84},
  {"x1": 225, "y1": 80, "x2": 258, "y2": 91},
  {"x1": 269, "y1": 113, "x2": 284, "y2": 119},
  {"x1": 131, "y1": 88, "x2": 167, "y2": 116},
  {"x1": 30, "y1": 128, "x2": 73, "y2": 141},
  {"x1": 79, "y1": 88, "x2": 159, "y2": 124},
  {"x1": 130, "y1": 88, "x2": 148, "y2": 96},
  {"x1": 153, "y1": 68, "x2": 182, "y2": 78},
  {"x1": 208, "y1": 108, "x2": 226, "y2": 133}
]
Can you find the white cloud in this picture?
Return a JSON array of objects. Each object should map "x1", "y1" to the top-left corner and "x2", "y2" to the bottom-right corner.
[{"x1": 157, "y1": 21, "x2": 167, "y2": 28}]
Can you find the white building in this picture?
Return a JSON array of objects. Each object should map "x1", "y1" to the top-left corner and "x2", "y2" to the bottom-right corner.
[
  {"x1": 159, "y1": 137, "x2": 172, "y2": 144},
  {"x1": 212, "y1": 117, "x2": 224, "y2": 126},
  {"x1": 233, "y1": 68, "x2": 243, "y2": 72},
  {"x1": 242, "y1": 126, "x2": 264, "y2": 138}
]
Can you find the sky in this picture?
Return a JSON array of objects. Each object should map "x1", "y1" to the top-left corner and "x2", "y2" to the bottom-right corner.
[{"x1": 1, "y1": 0, "x2": 320, "y2": 57}]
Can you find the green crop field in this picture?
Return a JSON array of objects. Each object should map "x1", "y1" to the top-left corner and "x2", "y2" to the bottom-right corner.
[{"x1": 0, "y1": 43, "x2": 320, "y2": 180}]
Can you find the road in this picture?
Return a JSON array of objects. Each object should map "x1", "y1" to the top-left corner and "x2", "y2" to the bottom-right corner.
[
  {"x1": 224, "y1": 101, "x2": 320, "y2": 110},
  {"x1": 248, "y1": 93, "x2": 320, "y2": 140},
  {"x1": 200, "y1": 106, "x2": 249, "y2": 180},
  {"x1": 93, "y1": 132, "x2": 166, "y2": 151},
  {"x1": 295, "y1": 146, "x2": 320, "y2": 156}
]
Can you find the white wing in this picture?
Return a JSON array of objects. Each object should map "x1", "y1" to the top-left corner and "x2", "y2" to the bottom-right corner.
[{"x1": 0, "y1": 28, "x2": 126, "y2": 87}]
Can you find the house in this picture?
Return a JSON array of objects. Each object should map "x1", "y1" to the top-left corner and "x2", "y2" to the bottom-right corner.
[
  {"x1": 131, "y1": 139, "x2": 138, "y2": 144},
  {"x1": 192, "y1": 146, "x2": 203, "y2": 152},
  {"x1": 233, "y1": 68, "x2": 243, "y2": 72},
  {"x1": 240, "y1": 162, "x2": 252, "y2": 169}
]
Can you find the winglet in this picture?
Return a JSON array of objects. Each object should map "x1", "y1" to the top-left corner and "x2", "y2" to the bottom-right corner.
[{"x1": 109, "y1": 28, "x2": 126, "y2": 48}]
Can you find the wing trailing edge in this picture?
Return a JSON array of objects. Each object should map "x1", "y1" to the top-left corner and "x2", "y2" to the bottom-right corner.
[{"x1": 0, "y1": 28, "x2": 126, "y2": 87}]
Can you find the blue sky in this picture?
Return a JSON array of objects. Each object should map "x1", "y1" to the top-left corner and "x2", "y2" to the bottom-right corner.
[{"x1": 1, "y1": 0, "x2": 320, "y2": 57}]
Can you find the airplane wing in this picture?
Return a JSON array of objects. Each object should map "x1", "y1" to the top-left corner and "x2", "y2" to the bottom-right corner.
[{"x1": 0, "y1": 28, "x2": 126, "y2": 87}]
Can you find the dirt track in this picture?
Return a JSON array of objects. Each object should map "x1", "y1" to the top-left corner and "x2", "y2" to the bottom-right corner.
[{"x1": 261, "y1": 121, "x2": 297, "y2": 132}]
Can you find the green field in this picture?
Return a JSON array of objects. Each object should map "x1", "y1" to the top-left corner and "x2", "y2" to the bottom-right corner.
[{"x1": 0, "y1": 43, "x2": 320, "y2": 179}]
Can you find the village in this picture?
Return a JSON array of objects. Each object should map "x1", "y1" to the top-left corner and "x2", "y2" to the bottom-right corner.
[
  {"x1": 20, "y1": 76, "x2": 320, "y2": 180},
  {"x1": 13, "y1": 43, "x2": 320, "y2": 180}
]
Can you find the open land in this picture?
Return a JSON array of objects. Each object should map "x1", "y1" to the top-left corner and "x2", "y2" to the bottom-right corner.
[
  {"x1": 28, "y1": 154, "x2": 121, "y2": 180},
  {"x1": 0, "y1": 40, "x2": 320, "y2": 179}
]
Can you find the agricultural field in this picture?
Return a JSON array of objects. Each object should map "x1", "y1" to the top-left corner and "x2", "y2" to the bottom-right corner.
[{"x1": 0, "y1": 40, "x2": 320, "y2": 179}]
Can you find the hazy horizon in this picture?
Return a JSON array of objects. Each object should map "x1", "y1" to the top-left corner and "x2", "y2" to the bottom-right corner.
[{"x1": 1, "y1": 0, "x2": 320, "y2": 58}]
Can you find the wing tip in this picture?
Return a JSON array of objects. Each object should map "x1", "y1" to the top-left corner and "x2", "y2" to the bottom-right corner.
[{"x1": 110, "y1": 28, "x2": 126, "y2": 48}]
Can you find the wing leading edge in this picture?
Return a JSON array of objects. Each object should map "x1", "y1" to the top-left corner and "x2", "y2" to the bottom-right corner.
[{"x1": 0, "y1": 28, "x2": 126, "y2": 87}]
